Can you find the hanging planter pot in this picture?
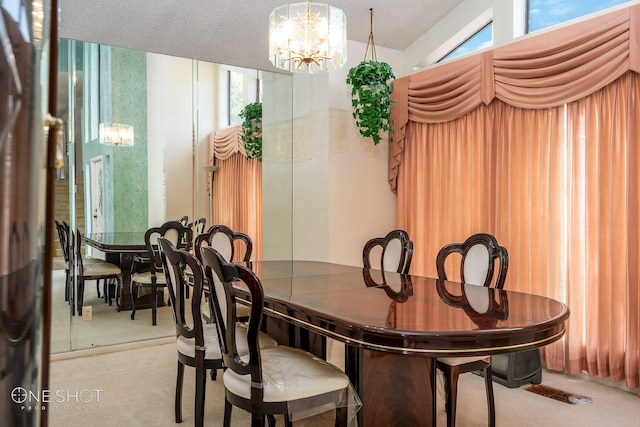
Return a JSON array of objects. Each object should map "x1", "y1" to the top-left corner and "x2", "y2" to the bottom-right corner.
[
  {"x1": 346, "y1": 9, "x2": 396, "y2": 145},
  {"x1": 346, "y1": 60, "x2": 395, "y2": 145},
  {"x1": 240, "y1": 101, "x2": 262, "y2": 162}
]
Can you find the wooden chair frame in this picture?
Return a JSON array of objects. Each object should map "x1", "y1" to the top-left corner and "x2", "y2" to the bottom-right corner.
[
  {"x1": 72, "y1": 228, "x2": 122, "y2": 316},
  {"x1": 130, "y1": 220, "x2": 192, "y2": 325},
  {"x1": 194, "y1": 224, "x2": 252, "y2": 266},
  {"x1": 435, "y1": 233, "x2": 509, "y2": 427},
  {"x1": 363, "y1": 229, "x2": 413, "y2": 274},
  {"x1": 158, "y1": 237, "x2": 224, "y2": 427},
  {"x1": 201, "y1": 247, "x2": 350, "y2": 427}
]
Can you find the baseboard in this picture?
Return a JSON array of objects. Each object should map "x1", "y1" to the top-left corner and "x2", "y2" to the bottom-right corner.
[{"x1": 50, "y1": 336, "x2": 174, "y2": 361}]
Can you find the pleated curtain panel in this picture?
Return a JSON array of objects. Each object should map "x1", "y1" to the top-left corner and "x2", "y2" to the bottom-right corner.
[
  {"x1": 390, "y1": 5, "x2": 640, "y2": 388},
  {"x1": 208, "y1": 125, "x2": 262, "y2": 261}
]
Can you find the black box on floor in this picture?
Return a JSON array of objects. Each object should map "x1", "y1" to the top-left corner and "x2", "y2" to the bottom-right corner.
[{"x1": 489, "y1": 349, "x2": 543, "y2": 388}]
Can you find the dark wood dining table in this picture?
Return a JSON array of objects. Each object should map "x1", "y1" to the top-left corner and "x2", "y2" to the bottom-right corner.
[
  {"x1": 82, "y1": 231, "x2": 149, "y2": 311},
  {"x1": 237, "y1": 260, "x2": 569, "y2": 427}
]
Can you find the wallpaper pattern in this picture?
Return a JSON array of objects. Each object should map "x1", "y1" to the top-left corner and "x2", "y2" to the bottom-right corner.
[{"x1": 84, "y1": 47, "x2": 148, "y2": 232}]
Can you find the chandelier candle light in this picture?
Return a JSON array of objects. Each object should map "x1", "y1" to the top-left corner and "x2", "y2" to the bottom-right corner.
[
  {"x1": 99, "y1": 48, "x2": 134, "y2": 146},
  {"x1": 269, "y1": 0, "x2": 347, "y2": 73}
]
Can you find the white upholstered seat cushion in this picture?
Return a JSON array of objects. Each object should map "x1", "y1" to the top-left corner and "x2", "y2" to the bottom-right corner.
[
  {"x1": 176, "y1": 323, "x2": 278, "y2": 361},
  {"x1": 131, "y1": 271, "x2": 167, "y2": 285},
  {"x1": 463, "y1": 244, "x2": 490, "y2": 286},
  {"x1": 223, "y1": 346, "x2": 349, "y2": 402},
  {"x1": 464, "y1": 283, "x2": 490, "y2": 314},
  {"x1": 235, "y1": 322, "x2": 279, "y2": 353},
  {"x1": 382, "y1": 238, "x2": 403, "y2": 272},
  {"x1": 236, "y1": 302, "x2": 252, "y2": 318},
  {"x1": 83, "y1": 261, "x2": 121, "y2": 276},
  {"x1": 83, "y1": 257, "x2": 112, "y2": 265},
  {"x1": 177, "y1": 323, "x2": 222, "y2": 360},
  {"x1": 437, "y1": 355, "x2": 490, "y2": 366}
]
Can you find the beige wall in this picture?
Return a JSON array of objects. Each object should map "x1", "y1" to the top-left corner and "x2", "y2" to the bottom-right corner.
[
  {"x1": 146, "y1": 56, "x2": 222, "y2": 228},
  {"x1": 146, "y1": 53, "x2": 193, "y2": 227},
  {"x1": 289, "y1": 40, "x2": 402, "y2": 266},
  {"x1": 262, "y1": 72, "x2": 294, "y2": 260},
  {"x1": 146, "y1": 53, "x2": 169, "y2": 227},
  {"x1": 146, "y1": 42, "x2": 401, "y2": 267}
]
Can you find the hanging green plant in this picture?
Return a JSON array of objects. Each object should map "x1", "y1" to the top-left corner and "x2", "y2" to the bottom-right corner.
[
  {"x1": 346, "y1": 60, "x2": 395, "y2": 145},
  {"x1": 240, "y1": 101, "x2": 262, "y2": 162},
  {"x1": 346, "y1": 9, "x2": 395, "y2": 145}
]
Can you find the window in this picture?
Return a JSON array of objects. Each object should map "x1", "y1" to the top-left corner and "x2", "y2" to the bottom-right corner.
[
  {"x1": 228, "y1": 70, "x2": 244, "y2": 126},
  {"x1": 528, "y1": 0, "x2": 632, "y2": 33},
  {"x1": 226, "y1": 69, "x2": 261, "y2": 127},
  {"x1": 439, "y1": 22, "x2": 493, "y2": 63}
]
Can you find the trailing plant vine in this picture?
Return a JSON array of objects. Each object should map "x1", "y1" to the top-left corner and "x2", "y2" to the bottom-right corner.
[
  {"x1": 346, "y1": 8, "x2": 396, "y2": 145},
  {"x1": 346, "y1": 61, "x2": 395, "y2": 145},
  {"x1": 239, "y1": 101, "x2": 262, "y2": 162}
]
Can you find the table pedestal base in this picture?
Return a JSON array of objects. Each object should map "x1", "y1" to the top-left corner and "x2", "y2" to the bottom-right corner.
[
  {"x1": 346, "y1": 346, "x2": 436, "y2": 427},
  {"x1": 265, "y1": 317, "x2": 437, "y2": 426},
  {"x1": 105, "y1": 252, "x2": 166, "y2": 312}
]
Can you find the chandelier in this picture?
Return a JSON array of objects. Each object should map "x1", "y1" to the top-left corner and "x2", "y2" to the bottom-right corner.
[
  {"x1": 99, "y1": 48, "x2": 134, "y2": 146},
  {"x1": 99, "y1": 123, "x2": 134, "y2": 146},
  {"x1": 269, "y1": 1, "x2": 347, "y2": 74}
]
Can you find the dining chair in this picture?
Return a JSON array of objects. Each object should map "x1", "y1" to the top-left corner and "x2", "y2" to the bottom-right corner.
[
  {"x1": 72, "y1": 228, "x2": 123, "y2": 316},
  {"x1": 57, "y1": 220, "x2": 107, "y2": 303},
  {"x1": 363, "y1": 229, "x2": 414, "y2": 274},
  {"x1": 130, "y1": 220, "x2": 192, "y2": 325},
  {"x1": 195, "y1": 224, "x2": 252, "y2": 266},
  {"x1": 194, "y1": 224, "x2": 253, "y2": 320},
  {"x1": 177, "y1": 215, "x2": 189, "y2": 227},
  {"x1": 200, "y1": 246, "x2": 356, "y2": 427},
  {"x1": 435, "y1": 233, "x2": 508, "y2": 427},
  {"x1": 54, "y1": 220, "x2": 72, "y2": 302},
  {"x1": 158, "y1": 238, "x2": 278, "y2": 426},
  {"x1": 157, "y1": 236, "x2": 224, "y2": 426},
  {"x1": 185, "y1": 217, "x2": 207, "y2": 252},
  {"x1": 193, "y1": 217, "x2": 207, "y2": 236}
]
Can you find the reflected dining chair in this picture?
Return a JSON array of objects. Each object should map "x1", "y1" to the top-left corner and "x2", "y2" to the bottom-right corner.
[
  {"x1": 435, "y1": 233, "x2": 508, "y2": 427},
  {"x1": 363, "y1": 229, "x2": 414, "y2": 273},
  {"x1": 130, "y1": 220, "x2": 192, "y2": 325},
  {"x1": 159, "y1": 238, "x2": 278, "y2": 426},
  {"x1": 436, "y1": 280, "x2": 509, "y2": 331},
  {"x1": 72, "y1": 228, "x2": 123, "y2": 316},
  {"x1": 200, "y1": 246, "x2": 356, "y2": 427},
  {"x1": 56, "y1": 220, "x2": 108, "y2": 303},
  {"x1": 193, "y1": 217, "x2": 207, "y2": 236},
  {"x1": 54, "y1": 220, "x2": 72, "y2": 302},
  {"x1": 185, "y1": 217, "x2": 207, "y2": 251},
  {"x1": 177, "y1": 215, "x2": 189, "y2": 227}
]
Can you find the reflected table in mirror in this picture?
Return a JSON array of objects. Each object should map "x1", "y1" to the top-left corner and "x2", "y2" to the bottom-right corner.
[
  {"x1": 238, "y1": 261, "x2": 569, "y2": 427},
  {"x1": 82, "y1": 232, "x2": 161, "y2": 311}
]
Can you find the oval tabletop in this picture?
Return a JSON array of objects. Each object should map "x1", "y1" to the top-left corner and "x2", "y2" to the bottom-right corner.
[{"x1": 247, "y1": 261, "x2": 570, "y2": 357}]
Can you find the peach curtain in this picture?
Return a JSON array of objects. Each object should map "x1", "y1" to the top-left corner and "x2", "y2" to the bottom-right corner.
[
  {"x1": 390, "y1": 4, "x2": 640, "y2": 191},
  {"x1": 393, "y1": 4, "x2": 640, "y2": 387},
  {"x1": 209, "y1": 126, "x2": 262, "y2": 261}
]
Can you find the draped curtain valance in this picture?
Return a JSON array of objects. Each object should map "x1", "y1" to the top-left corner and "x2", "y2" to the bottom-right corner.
[
  {"x1": 209, "y1": 125, "x2": 246, "y2": 161},
  {"x1": 389, "y1": 4, "x2": 640, "y2": 192}
]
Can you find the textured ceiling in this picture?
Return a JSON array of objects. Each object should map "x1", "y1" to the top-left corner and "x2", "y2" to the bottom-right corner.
[{"x1": 59, "y1": 0, "x2": 464, "y2": 72}]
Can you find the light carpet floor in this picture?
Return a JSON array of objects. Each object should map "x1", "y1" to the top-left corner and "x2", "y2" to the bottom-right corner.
[
  {"x1": 48, "y1": 340, "x2": 640, "y2": 426},
  {"x1": 50, "y1": 269, "x2": 177, "y2": 354}
]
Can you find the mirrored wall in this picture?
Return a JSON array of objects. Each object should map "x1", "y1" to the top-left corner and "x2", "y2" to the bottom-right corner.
[{"x1": 52, "y1": 38, "x2": 293, "y2": 353}]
